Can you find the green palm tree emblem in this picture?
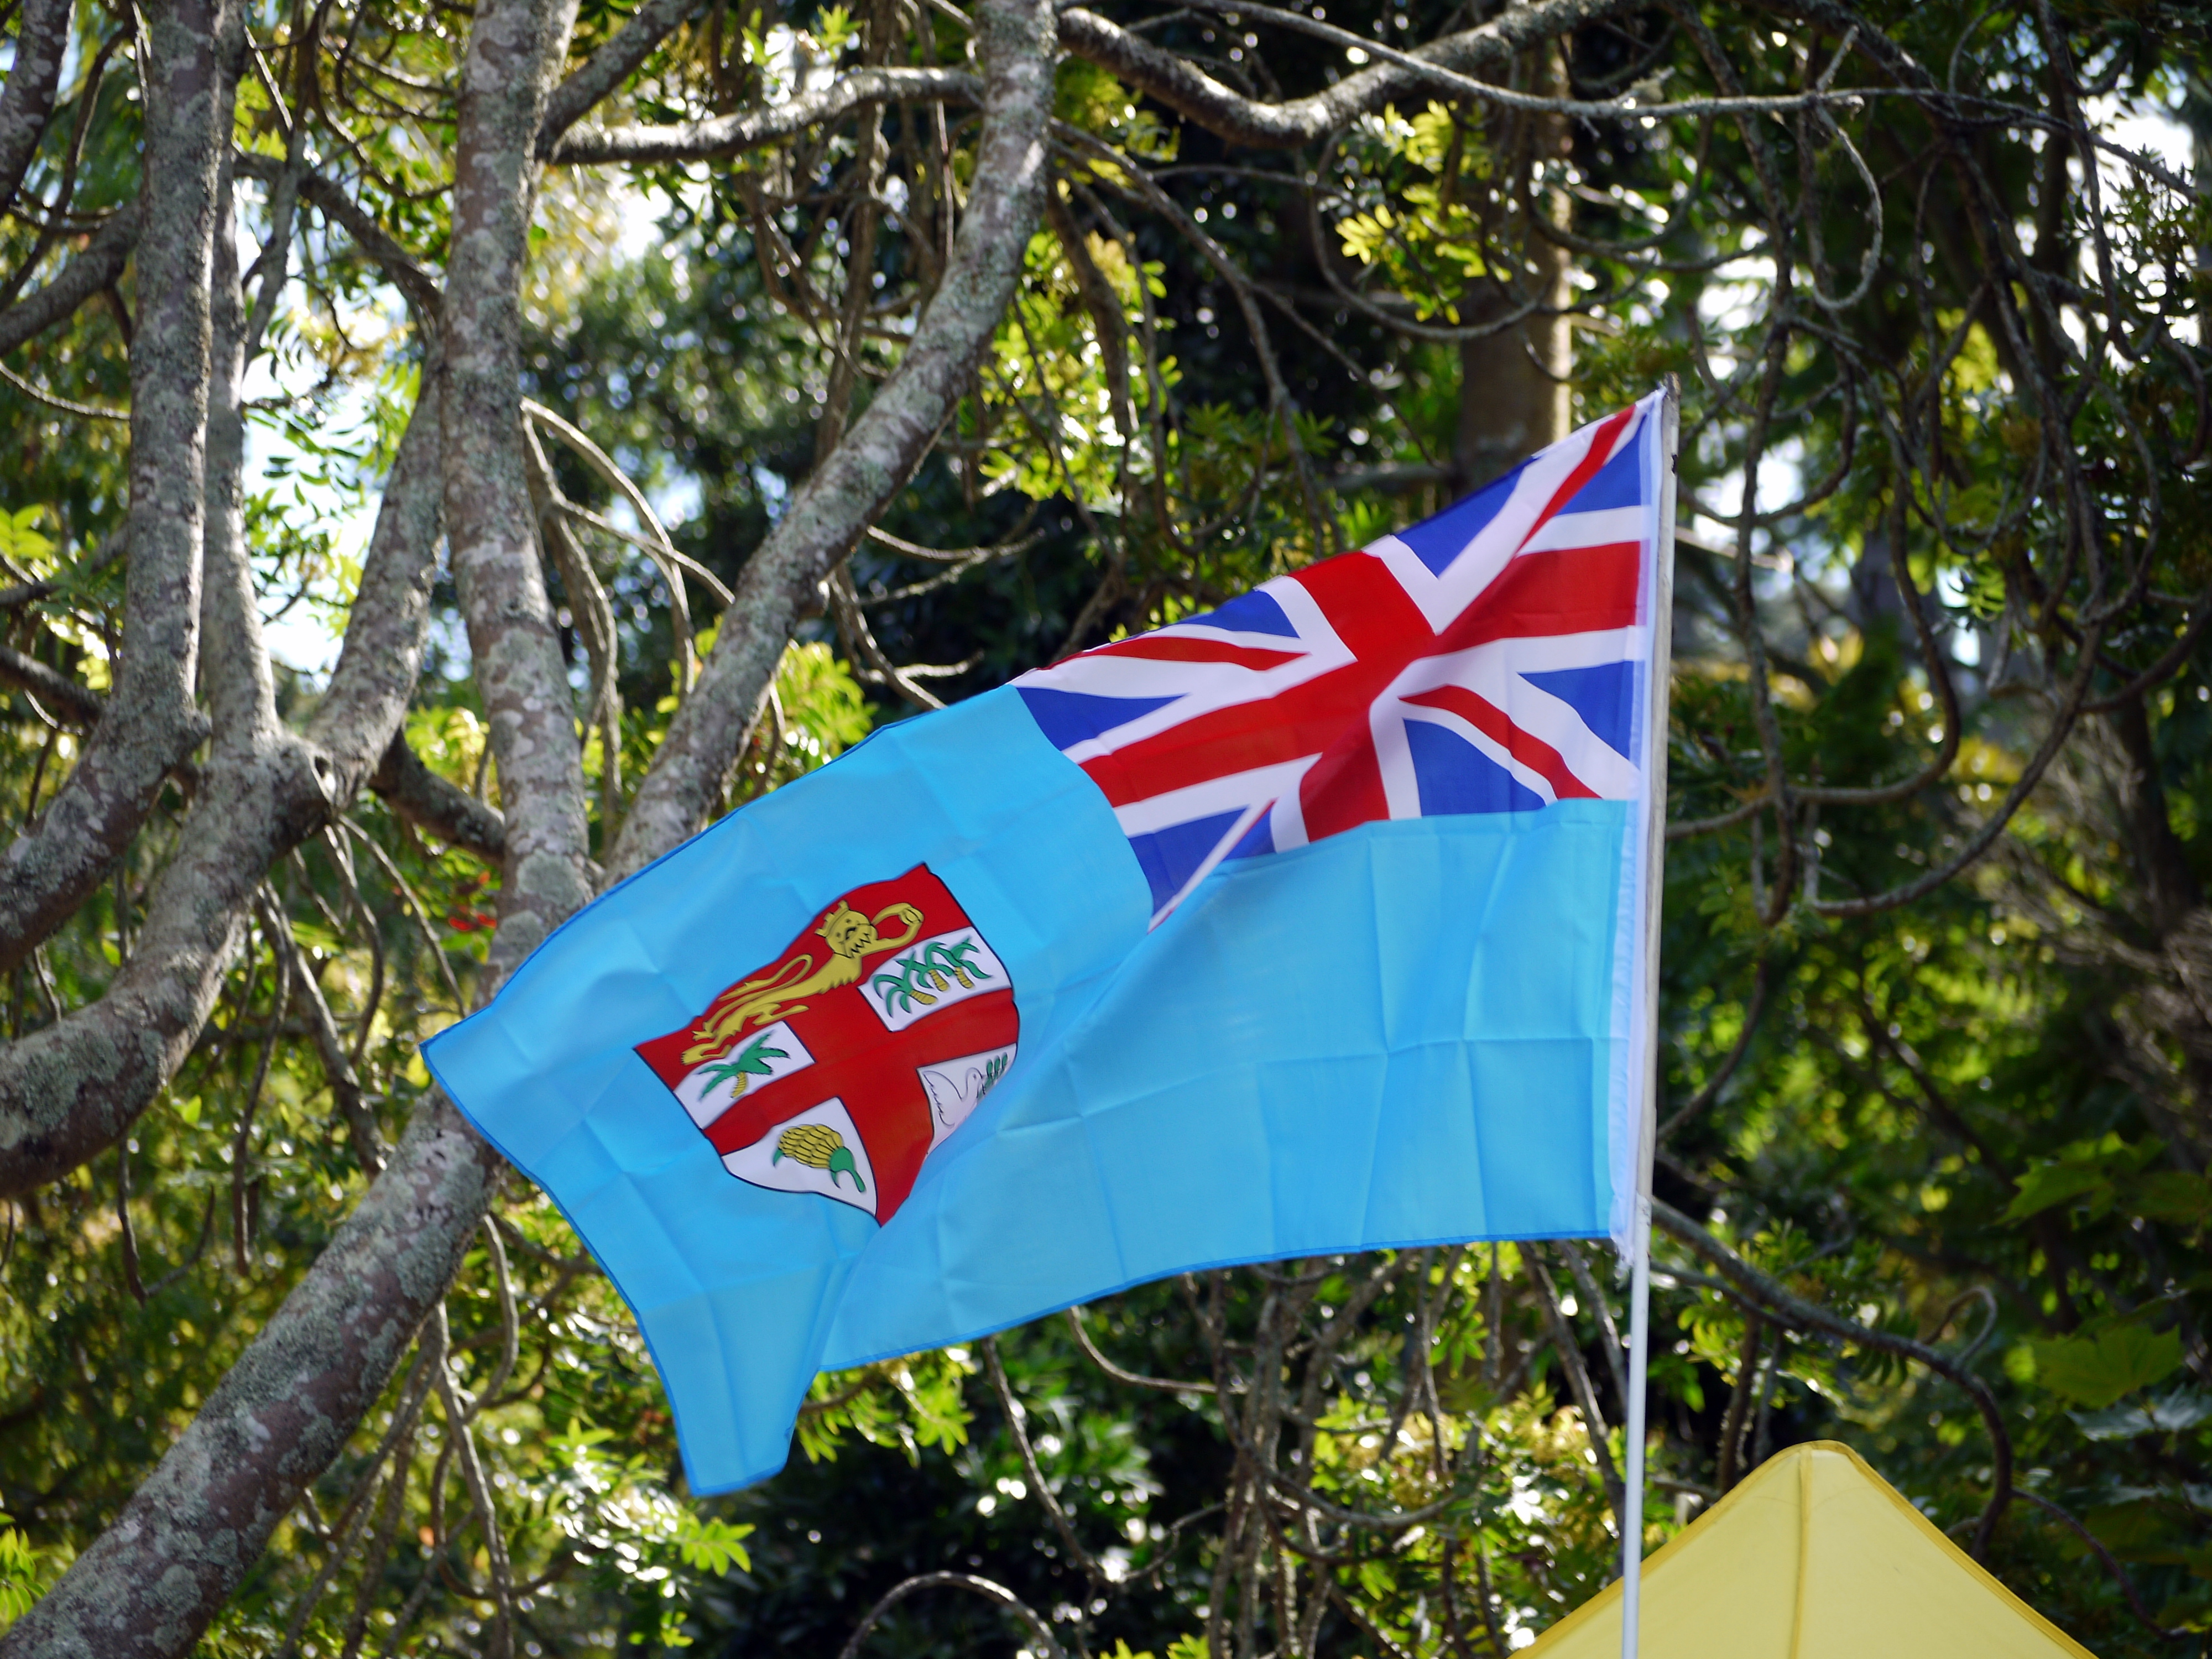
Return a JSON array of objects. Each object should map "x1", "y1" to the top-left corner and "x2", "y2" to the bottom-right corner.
[{"x1": 698, "y1": 1031, "x2": 787, "y2": 1097}]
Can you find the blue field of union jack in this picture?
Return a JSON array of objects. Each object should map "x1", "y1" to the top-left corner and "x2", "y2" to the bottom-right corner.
[{"x1": 1013, "y1": 398, "x2": 1665, "y2": 922}]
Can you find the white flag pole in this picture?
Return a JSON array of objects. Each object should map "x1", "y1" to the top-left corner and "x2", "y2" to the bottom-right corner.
[
  {"x1": 1619, "y1": 1203, "x2": 1653, "y2": 1659},
  {"x1": 1619, "y1": 380, "x2": 1679, "y2": 1659}
]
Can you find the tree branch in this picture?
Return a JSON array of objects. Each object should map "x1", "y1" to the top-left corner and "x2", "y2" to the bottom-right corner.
[
  {"x1": 0, "y1": 0, "x2": 231, "y2": 978},
  {"x1": 0, "y1": 386, "x2": 445, "y2": 1198},
  {"x1": 2016, "y1": 1490, "x2": 2184, "y2": 1640},
  {"x1": 549, "y1": 65, "x2": 979, "y2": 164},
  {"x1": 1528, "y1": 1251, "x2": 1628, "y2": 1536},
  {"x1": 536, "y1": 0, "x2": 702, "y2": 154},
  {"x1": 237, "y1": 158, "x2": 443, "y2": 324},
  {"x1": 440, "y1": 0, "x2": 592, "y2": 976},
  {"x1": 1066, "y1": 1305, "x2": 1218, "y2": 1394},
  {"x1": 1055, "y1": 0, "x2": 1635, "y2": 152},
  {"x1": 606, "y1": 0, "x2": 1055, "y2": 878},
  {"x1": 258, "y1": 890, "x2": 385, "y2": 1176},
  {"x1": 0, "y1": 204, "x2": 140, "y2": 358},
  {"x1": 1652, "y1": 1197, "x2": 2014, "y2": 1559},
  {"x1": 0, "y1": 0, "x2": 584, "y2": 1641},
  {"x1": 0, "y1": 642, "x2": 105, "y2": 728},
  {"x1": 369, "y1": 732, "x2": 507, "y2": 863},
  {"x1": 199, "y1": 165, "x2": 282, "y2": 748},
  {"x1": 0, "y1": 0, "x2": 72, "y2": 215},
  {"x1": 309, "y1": 380, "x2": 446, "y2": 800},
  {"x1": 837, "y1": 1573, "x2": 1068, "y2": 1659},
  {"x1": 0, "y1": 755, "x2": 331, "y2": 1200},
  {"x1": 0, "y1": 1091, "x2": 502, "y2": 1659}
]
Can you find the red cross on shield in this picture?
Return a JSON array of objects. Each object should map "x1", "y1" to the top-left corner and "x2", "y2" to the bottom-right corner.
[{"x1": 634, "y1": 866, "x2": 1019, "y2": 1224}]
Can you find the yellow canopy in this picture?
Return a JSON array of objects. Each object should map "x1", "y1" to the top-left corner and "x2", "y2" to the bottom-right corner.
[{"x1": 1526, "y1": 1441, "x2": 2096, "y2": 1659}]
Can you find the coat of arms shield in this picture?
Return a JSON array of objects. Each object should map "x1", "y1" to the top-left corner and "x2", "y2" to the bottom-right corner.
[{"x1": 634, "y1": 865, "x2": 1018, "y2": 1223}]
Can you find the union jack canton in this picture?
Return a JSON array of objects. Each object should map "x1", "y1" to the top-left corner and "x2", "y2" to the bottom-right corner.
[{"x1": 1014, "y1": 395, "x2": 1669, "y2": 923}]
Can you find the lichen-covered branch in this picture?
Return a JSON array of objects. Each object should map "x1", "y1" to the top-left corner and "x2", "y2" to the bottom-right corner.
[
  {"x1": 3, "y1": 0, "x2": 1056, "y2": 1616},
  {"x1": 1055, "y1": 0, "x2": 1634, "y2": 151},
  {"x1": 0, "y1": 1091, "x2": 503, "y2": 1659},
  {"x1": 0, "y1": 0, "x2": 233, "y2": 979},
  {"x1": 198, "y1": 175, "x2": 281, "y2": 747},
  {"x1": 369, "y1": 732, "x2": 507, "y2": 864},
  {"x1": 606, "y1": 0, "x2": 1055, "y2": 878},
  {"x1": 0, "y1": 377, "x2": 446, "y2": 1198},
  {"x1": 0, "y1": 0, "x2": 585, "y2": 1638},
  {"x1": 549, "y1": 64, "x2": 978, "y2": 165},
  {"x1": 0, "y1": 431, "x2": 314, "y2": 1200},
  {"x1": 0, "y1": 205, "x2": 140, "y2": 357},
  {"x1": 441, "y1": 0, "x2": 592, "y2": 973},
  {"x1": 536, "y1": 0, "x2": 702, "y2": 153},
  {"x1": 0, "y1": 0, "x2": 72, "y2": 214}
]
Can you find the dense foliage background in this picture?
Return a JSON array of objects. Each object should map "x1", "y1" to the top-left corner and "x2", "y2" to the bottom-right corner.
[{"x1": 0, "y1": 0, "x2": 2208, "y2": 1652}]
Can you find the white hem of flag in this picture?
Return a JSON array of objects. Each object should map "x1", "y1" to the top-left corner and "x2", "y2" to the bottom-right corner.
[{"x1": 1608, "y1": 392, "x2": 1668, "y2": 1255}]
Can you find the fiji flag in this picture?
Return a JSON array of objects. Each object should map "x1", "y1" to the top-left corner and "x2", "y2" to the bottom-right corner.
[{"x1": 425, "y1": 390, "x2": 1676, "y2": 1492}]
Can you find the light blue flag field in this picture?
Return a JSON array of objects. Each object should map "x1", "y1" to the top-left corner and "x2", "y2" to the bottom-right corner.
[{"x1": 424, "y1": 391, "x2": 1673, "y2": 1493}]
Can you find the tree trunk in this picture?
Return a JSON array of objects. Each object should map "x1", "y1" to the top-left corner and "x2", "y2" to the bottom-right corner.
[{"x1": 1453, "y1": 38, "x2": 1571, "y2": 488}]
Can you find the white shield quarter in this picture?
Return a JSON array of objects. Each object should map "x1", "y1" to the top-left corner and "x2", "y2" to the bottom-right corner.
[
  {"x1": 719, "y1": 1097, "x2": 879, "y2": 1218},
  {"x1": 858, "y1": 927, "x2": 1010, "y2": 1032},
  {"x1": 674, "y1": 1020, "x2": 816, "y2": 1129},
  {"x1": 917, "y1": 1044, "x2": 1019, "y2": 1150}
]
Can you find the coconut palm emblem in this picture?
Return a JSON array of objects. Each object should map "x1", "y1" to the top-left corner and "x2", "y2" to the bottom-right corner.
[
  {"x1": 696, "y1": 1031, "x2": 787, "y2": 1099},
  {"x1": 633, "y1": 864, "x2": 1017, "y2": 1223}
]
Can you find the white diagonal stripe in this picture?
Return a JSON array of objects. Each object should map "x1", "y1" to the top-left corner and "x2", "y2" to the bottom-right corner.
[{"x1": 1111, "y1": 755, "x2": 1317, "y2": 835}]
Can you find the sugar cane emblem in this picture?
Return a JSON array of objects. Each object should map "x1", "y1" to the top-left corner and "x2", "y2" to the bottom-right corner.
[{"x1": 870, "y1": 937, "x2": 991, "y2": 1015}]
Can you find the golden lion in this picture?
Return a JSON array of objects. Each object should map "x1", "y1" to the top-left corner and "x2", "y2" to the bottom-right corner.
[{"x1": 681, "y1": 900, "x2": 924, "y2": 1065}]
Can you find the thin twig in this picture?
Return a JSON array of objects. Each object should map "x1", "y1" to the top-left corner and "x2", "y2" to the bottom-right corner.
[{"x1": 837, "y1": 1572, "x2": 1067, "y2": 1659}]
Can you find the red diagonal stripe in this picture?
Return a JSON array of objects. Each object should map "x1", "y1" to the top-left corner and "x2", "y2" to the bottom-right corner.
[
  {"x1": 1401, "y1": 684, "x2": 1599, "y2": 800},
  {"x1": 1091, "y1": 637, "x2": 1305, "y2": 670},
  {"x1": 1434, "y1": 543, "x2": 1642, "y2": 654},
  {"x1": 1516, "y1": 406, "x2": 1636, "y2": 556},
  {"x1": 1079, "y1": 666, "x2": 1355, "y2": 806}
]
